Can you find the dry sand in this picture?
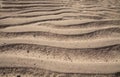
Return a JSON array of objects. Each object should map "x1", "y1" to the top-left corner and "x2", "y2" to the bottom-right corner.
[{"x1": 0, "y1": 0, "x2": 120, "y2": 77}]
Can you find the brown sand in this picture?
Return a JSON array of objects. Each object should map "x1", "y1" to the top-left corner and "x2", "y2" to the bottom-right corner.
[{"x1": 0, "y1": 0, "x2": 120, "y2": 77}]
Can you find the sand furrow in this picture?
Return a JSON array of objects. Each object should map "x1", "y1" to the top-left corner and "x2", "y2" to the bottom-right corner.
[
  {"x1": 0, "y1": 27, "x2": 120, "y2": 40},
  {"x1": 0, "y1": 15, "x2": 64, "y2": 28},
  {"x1": 0, "y1": 7, "x2": 70, "y2": 13},
  {"x1": 2, "y1": 4, "x2": 64, "y2": 8},
  {"x1": 1, "y1": 25, "x2": 120, "y2": 35},
  {"x1": 0, "y1": 11, "x2": 78, "y2": 19},
  {"x1": 47, "y1": 19, "x2": 120, "y2": 28},
  {"x1": 0, "y1": 55, "x2": 119, "y2": 74},
  {"x1": 0, "y1": 67, "x2": 118, "y2": 77},
  {"x1": 0, "y1": 38, "x2": 120, "y2": 48},
  {"x1": 1, "y1": 19, "x2": 120, "y2": 29},
  {"x1": 2, "y1": 1, "x2": 64, "y2": 4},
  {"x1": 0, "y1": 43, "x2": 120, "y2": 62},
  {"x1": 18, "y1": 7, "x2": 72, "y2": 14},
  {"x1": 1, "y1": 5, "x2": 64, "y2": 9}
]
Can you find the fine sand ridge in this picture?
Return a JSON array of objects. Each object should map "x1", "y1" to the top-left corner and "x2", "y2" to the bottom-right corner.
[
  {"x1": 0, "y1": 28, "x2": 120, "y2": 39},
  {"x1": 0, "y1": 67, "x2": 119, "y2": 77},
  {"x1": 0, "y1": 44, "x2": 120, "y2": 62},
  {"x1": 0, "y1": 55, "x2": 119, "y2": 74},
  {"x1": 0, "y1": 0, "x2": 120, "y2": 76}
]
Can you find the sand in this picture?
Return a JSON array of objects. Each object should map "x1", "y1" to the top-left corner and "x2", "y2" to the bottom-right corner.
[{"x1": 0, "y1": 0, "x2": 120, "y2": 77}]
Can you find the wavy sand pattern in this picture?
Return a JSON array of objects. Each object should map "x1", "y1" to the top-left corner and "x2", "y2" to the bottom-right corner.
[{"x1": 0, "y1": 0, "x2": 120, "y2": 77}]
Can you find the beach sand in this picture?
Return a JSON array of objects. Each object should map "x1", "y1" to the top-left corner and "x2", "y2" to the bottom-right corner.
[{"x1": 0, "y1": 0, "x2": 120, "y2": 77}]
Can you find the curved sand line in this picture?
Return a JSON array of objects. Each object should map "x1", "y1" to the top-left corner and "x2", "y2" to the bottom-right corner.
[
  {"x1": 0, "y1": 55, "x2": 119, "y2": 74},
  {"x1": 2, "y1": 4, "x2": 64, "y2": 9},
  {"x1": 1, "y1": 19, "x2": 120, "y2": 29},
  {"x1": 17, "y1": 7, "x2": 73, "y2": 14},
  {"x1": 0, "y1": 7, "x2": 71, "y2": 13},
  {"x1": 44, "y1": 19, "x2": 120, "y2": 28},
  {"x1": 0, "y1": 67, "x2": 118, "y2": 77},
  {"x1": 0, "y1": 14, "x2": 64, "y2": 26},
  {"x1": 0, "y1": 38, "x2": 120, "y2": 48},
  {"x1": 0, "y1": 25, "x2": 120, "y2": 35},
  {"x1": 0, "y1": 11, "x2": 79, "y2": 19},
  {"x1": 2, "y1": 1, "x2": 64, "y2": 4},
  {"x1": 0, "y1": 28, "x2": 120, "y2": 41},
  {"x1": 0, "y1": 43, "x2": 119, "y2": 62}
]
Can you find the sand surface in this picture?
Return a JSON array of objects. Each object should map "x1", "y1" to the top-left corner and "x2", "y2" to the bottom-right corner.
[{"x1": 0, "y1": 0, "x2": 120, "y2": 77}]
